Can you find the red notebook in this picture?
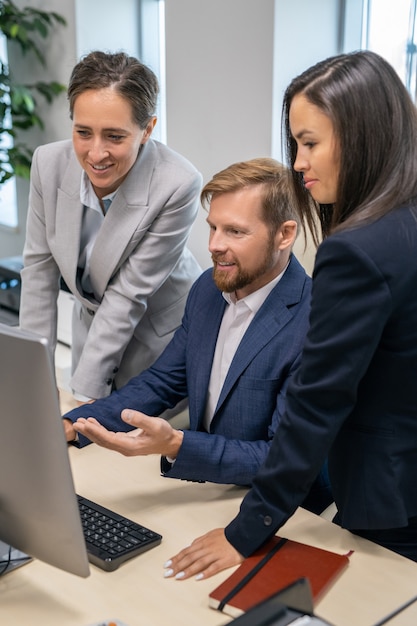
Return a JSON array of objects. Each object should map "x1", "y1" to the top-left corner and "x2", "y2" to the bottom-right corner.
[{"x1": 209, "y1": 535, "x2": 351, "y2": 618}]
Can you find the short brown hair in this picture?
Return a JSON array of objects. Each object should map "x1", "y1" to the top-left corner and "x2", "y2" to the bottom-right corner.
[
  {"x1": 67, "y1": 50, "x2": 159, "y2": 129},
  {"x1": 201, "y1": 158, "x2": 298, "y2": 236}
]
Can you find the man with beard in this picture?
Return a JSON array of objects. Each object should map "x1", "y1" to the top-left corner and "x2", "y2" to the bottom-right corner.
[{"x1": 63, "y1": 158, "x2": 329, "y2": 509}]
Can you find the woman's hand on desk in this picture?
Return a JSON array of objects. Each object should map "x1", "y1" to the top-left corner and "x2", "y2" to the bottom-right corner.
[
  {"x1": 163, "y1": 528, "x2": 244, "y2": 581},
  {"x1": 73, "y1": 409, "x2": 184, "y2": 459}
]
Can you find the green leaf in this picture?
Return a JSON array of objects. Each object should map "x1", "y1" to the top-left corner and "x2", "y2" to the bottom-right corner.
[
  {"x1": 9, "y1": 23, "x2": 19, "y2": 38},
  {"x1": 33, "y1": 17, "x2": 47, "y2": 39},
  {"x1": 0, "y1": 0, "x2": 67, "y2": 181},
  {"x1": 50, "y1": 13, "x2": 67, "y2": 26},
  {"x1": 10, "y1": 85, "x2": 35, "y2": 112},
  {"x1": 33, "y1": 80, "x2": 66, "y2": 103},
  {"x1": 13, "y1": 162, "x2": 31, "y2": 178}
]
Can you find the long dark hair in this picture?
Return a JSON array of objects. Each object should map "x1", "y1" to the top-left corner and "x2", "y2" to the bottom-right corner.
[{"x1": 283, "y1": 50, "x2": 417, "y2": 244}]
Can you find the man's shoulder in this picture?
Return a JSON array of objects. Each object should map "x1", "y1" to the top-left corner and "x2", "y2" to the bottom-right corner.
[
  {"x1": 287, "y1": 253, "x2": 311, "y2": 281},
  {"x1": 190, "y1": 267, "x2": 218, "y2": 294},
  {"x1": 186, "y1": 268, "x2": 223, "y2": 307},
  {"x1": 272, "y1": 254, "x2": 312, "y2": 307}
]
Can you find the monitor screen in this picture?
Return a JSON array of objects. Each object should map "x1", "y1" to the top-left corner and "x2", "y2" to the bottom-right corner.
[{"x1": 0, "y1": 323, "x2": 90, "y2": 578}]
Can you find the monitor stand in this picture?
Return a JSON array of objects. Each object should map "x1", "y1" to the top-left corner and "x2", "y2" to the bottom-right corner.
[{"x1": 0, "y1": 540, "x2": 32, "y2": 575}]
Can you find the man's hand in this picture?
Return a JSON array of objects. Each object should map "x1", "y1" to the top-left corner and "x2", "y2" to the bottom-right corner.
[
  {"x1": 73, "y1": 409, "x2": 184, "y2": 458},
  {"x1": 163, "y1": 528, "x2": 244, "y2": 581},
  {"x1": 75, "y1": 399, "x2": 95, "y2": 407},
  {"x1": 63, "y1": 418, "x2": 77, "y2": 442}
]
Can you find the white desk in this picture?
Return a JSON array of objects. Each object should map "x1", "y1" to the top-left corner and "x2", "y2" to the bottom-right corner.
[{"x1": 1, "y1": 444, "x2": 417, "y2": 626}]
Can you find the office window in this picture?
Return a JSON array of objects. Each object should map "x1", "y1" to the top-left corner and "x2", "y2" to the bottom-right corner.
[
  {"x1": 363, "y1": 0, "x2": 417, "y2": 101},
  {"x1": 0, "y1": 33, "x2": 18, "y2": 229},
  {"x1": 0, "y1": 0, "x2": 165, "y2": 230},
  {"x1": 75, "y1": 0, "x2": 166, "y2": 142}
]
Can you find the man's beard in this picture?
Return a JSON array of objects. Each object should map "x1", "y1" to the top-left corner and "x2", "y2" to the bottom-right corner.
[{"x1": 212, "y1": 236, "x2": 275, "y2": 294}]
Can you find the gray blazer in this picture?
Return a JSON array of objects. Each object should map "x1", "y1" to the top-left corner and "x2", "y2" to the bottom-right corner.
[{"x1": 20, "y1": 139, "x2": 202, "y2": 399}]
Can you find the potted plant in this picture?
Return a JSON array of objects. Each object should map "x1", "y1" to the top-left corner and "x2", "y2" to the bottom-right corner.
[{"x1": 0, "y1": 0, "x2": 67, "y2": 184}]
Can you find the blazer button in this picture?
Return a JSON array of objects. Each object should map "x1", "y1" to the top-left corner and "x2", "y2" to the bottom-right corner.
[
  {"x1": 112, "y1": 366, "x2": 119, "y2": 373},
  {"x1": 105, "y1": 378, "x2": 113, "y2": 386},
  {"x1": 87, "y1": 308, "x2": 95, "y2": 316},
  {"x1": 263, "y1": 515, "x2": 273, "y2": 527}
]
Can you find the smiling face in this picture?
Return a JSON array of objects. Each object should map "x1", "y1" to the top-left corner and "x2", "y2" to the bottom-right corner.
[
  {"x1": 207, "y1": 186, "x2": 296, "y2": 299},
  {"x1": 289, "y1": 93, "x2": 340, "y2": 205},
  {"x1": 72, "y1": 87, "x2": 156, "y2": 199}
]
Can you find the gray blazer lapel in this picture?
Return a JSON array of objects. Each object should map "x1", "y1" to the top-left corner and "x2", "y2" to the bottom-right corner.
[
  {"x1": 87, "y1": 142, "x2": 157, "y2": 298},
  {"x1": 55, "y1": 157, "x2": 84, "y2": 293}
]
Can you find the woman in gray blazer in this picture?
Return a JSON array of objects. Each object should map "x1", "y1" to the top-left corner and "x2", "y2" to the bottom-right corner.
[{"x1": 19, "y1": 51, "x2": 202, "y2": 403}]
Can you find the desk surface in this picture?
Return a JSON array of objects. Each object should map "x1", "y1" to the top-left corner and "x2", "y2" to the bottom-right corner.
[{"x1": 1, "y1": 444, "x2": 417, "y2": 626}]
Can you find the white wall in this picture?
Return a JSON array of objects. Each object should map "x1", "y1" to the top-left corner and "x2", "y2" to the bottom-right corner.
[
  {"x1": 165, "y1": 0, "x2": 342, "y2": 272},
  {"x1": 272, "y1": 0, "x2": 341, "y2": 160},
  {"x1": 165, "y1": 0, "x2": 275, "y2": 269},
  {"x1": 75, "y1": 0, "x2": 140, "y2": 58},
  {"x1": 0, "y1": 0, "x2": 345, "y2": 275},
  {"x1": 273, "y1": 0, "x2": 341, "y2": 274}
]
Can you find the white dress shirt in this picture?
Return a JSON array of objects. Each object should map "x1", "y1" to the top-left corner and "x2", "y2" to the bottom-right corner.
[
  {"x1": 203, "y1": 267, "x2": 287, "y2": 431},
  {"x1": 78, "y1": 173, "x2": 117, "y2": 297},
  {"x1": 73, "y1": 175, "x2": 117, "y2": 402}
]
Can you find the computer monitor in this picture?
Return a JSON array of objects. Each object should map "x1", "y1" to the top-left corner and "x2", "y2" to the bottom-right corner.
[{"x1": 0, "y1": 322, "x2": 90, "y2": 578}]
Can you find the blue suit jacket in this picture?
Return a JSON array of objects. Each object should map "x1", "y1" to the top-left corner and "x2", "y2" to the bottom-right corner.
[
  {"x1": 225, "y1": 204, "x2": 417, "y2": 557},
  {"x1": 64, "y1": 254, "x2": 311, "y2": 485}
]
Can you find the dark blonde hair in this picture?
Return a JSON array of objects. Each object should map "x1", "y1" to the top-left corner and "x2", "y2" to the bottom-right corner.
[
  {"x1": 201, "y1": 158, "x2": 298, "y2": 236},
  {"x1": 283, "y1": 50, "x2": 417, "y2": 244},
  {"x1": 68, "y1": 50, "x2": 159, "y2": 129}
]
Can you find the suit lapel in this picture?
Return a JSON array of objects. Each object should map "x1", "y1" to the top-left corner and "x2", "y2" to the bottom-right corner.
[
  {"x1": 55, "y1": 156, "x2": 84, "y2": 293},
  {"x1": 192, "y1": 289, "x2": 227, "y2": 429},
  {"x1": 214, "y1": 256, "x2": 306, "y2": 414},
  {"x1": 214, "y1": 294, "x2": 289, "y2": 411},
  {"x1": 88, "y1": 142, "x2": 157, "y2": 298}
]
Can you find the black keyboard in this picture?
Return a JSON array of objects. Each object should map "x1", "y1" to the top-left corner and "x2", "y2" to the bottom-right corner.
[{"x1": 77, "y1": 495, "x2": 162, "y2": 572}]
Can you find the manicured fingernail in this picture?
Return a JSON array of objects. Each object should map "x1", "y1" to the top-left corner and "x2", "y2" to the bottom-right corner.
[
  {"x1": 175, "y1": 571, "x2": 185, "y2": 579},
  {"x1": 164, "y1": 568, "x2": 174, "y2": 578},
  {"x1": 195, "y1": 573, "x2": 204, "y2": 581},
  {"x1": 163, "y1": 560, "x2": 172, "y2": 568}
]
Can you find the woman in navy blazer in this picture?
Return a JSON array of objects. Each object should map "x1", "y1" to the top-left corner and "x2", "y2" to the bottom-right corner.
[
  {"x1": 19, "y1": 51, "x2": 201, "y2": 403},
  {"x1": 165, "y1": 50, "x2": 417, "y2": 580}
]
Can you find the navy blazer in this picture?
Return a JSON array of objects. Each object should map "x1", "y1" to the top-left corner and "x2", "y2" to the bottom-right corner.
[
  {"x1": 225, "y1": 204, "x2": 417, "y2": 557},
  {"x1": 64, "y1": 254, "x2": 311, "y2": 485}
]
